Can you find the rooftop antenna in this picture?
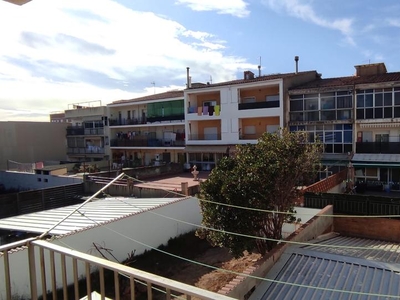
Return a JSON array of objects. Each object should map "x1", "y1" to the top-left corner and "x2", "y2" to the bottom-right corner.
[
  {"x1": 258, "y1": 56, "x2": 261, "y2": 77},
  {"x1": 150, "y1": 81, "x2": 155, "y2": 94},
  {"x1": 210, "y1": 75, "x2": 213, "y2": 84}
]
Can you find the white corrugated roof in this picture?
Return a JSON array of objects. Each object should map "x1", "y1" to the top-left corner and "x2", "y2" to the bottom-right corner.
[{"x1": 0, "y1": 197, "x2": 181, "y2": 236}]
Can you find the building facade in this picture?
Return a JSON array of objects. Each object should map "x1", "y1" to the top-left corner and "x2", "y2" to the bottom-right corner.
[
  {"x1": 184, "y1": 70, "x2": 319, "y2": 170},
  {"x1": 108, "y1": 91, "x2": 185, "y2": 167},
  {"x1": 64, "y1": 101, "x2": 109, "y2": 162},
  {"x1": 289, "y1": 63, "x2": 400, "y2": 186}
]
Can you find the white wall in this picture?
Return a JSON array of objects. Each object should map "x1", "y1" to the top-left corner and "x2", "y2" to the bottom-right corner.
[
  {"x1": 0, "y1": 197, "x2": 201, "y2": 299},
  {"x1": 185, "y1": 80, "x2": 284, "y2": 146},
  {"x1": 0, "y1": 171, "x2": 83, "y2": 190},
  {"x1": 282, "y1": 207, "x2": 322, "y2": 238}
]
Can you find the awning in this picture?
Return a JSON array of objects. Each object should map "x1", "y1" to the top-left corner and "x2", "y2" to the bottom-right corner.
[
  {"x1": 185, "y1": 145, "x2": 236, "y2": 153},
  {"x1": 359, "y1": 122, "x2": 400, "y2": 128},
  {"x1": 352, "y1": 153, "x2": 400, "y2": 163}
]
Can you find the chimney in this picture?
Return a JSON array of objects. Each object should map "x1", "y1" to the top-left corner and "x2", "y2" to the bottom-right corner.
[
  {"x1": 295, "y1": 56, "x2": 299, "y2": 74},
  {"x1": 244, "y1": 71, "x2": 255, "y2": 80},
  {"x1": 186, "y1": 67, "x2": 191, "y2": 88}
]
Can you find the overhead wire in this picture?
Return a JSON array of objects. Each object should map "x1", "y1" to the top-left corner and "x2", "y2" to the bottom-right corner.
[
  {"x1": 70, "y1": 211, "x2": 400, "y2": 299},
  {"x1": 112, "y1": 195, "x2": 400, "y2": 251},
  {"x1": 122, "y1": 173, "x2": 400, "y2": 219}
]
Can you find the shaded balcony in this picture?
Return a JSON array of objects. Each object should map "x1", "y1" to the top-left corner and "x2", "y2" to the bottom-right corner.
[
  {"x1": 188, "y1": 133, "x2": 222, "y2": 141},
  {"x1": 111, "y1": 138, "x2": 185, "y2": 147},
  {"x1": 238, "y1": 100, "x2": 279, "y2": 110},
  {"x1": 109, "y1": 118, "x2": 147, "y2": 126},
  {"x1": 356, "y1": 142, "x2": 400, "y2": 154},
  {"x1": 67, "y1": 126, "x2": 104, "y2": 136}
]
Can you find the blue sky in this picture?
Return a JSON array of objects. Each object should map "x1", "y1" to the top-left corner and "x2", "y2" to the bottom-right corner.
[{"x1": 1, "y1": 0, "x2": 400, "y2": 121}]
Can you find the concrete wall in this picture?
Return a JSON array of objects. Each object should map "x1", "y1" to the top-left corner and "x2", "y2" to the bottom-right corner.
[
  {"x1": 0, "y1": 196, "x2": 201, "y2": 299},
  {"x1": 0, "y1": 171, "x2": 82, "y2": 190},
  {"x1": 220, "y1": 205, "x2": 334, "y2": 300},
  {"x1": 334, "y1": 217, "x2": 400, "y2": 242},
  {"x1": 0, "y1": 122, "x2": 69, "y2": 170}
]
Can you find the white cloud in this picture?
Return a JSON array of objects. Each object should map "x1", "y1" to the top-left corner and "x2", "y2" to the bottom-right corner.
[
  {"x1": 387, "y1": 18, "x2": 400, "y2": 27},
  {"x1": 175, "y1": 0, "x2": 250, "y2": 18},
  {"x1": 0, "y1": 0, "x2": 255, "y2": 121},
  {"x1": 263, "y1": 0, "x2": 355, "y2": 45}
]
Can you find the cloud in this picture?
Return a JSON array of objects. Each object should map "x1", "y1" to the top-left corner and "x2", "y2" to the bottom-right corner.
[
  {"x1": 175, "y1": 0, "x2": 250, "y2": 18},
  {"x1": 387, "y1": 18, "x2": 400, "y2": 27},
  {"x1": 0, "y1": 0, "x2": 255, "y2": 121},
  {"x1": 263, "y1": 0, "x2": 355, "y2": 45}
]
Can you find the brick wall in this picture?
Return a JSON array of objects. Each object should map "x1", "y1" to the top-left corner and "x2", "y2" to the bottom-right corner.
[
  {"x1": 334, "y1": 217, "x2": 400, "y2": 242},
  {"x1": 297, "y1": 169, "x2": 347, "y2": 205}
]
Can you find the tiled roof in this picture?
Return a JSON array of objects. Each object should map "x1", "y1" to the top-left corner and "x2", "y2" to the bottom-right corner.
[
  {"x1": 111, "y1": 90, "x2": 184, "y2": 105},
  {"x1": 187, "y1": 71, "x2": 318, "y2": 90},
  {"x1": 290, "y1": 72, "x2": 400, "y2": 92}
]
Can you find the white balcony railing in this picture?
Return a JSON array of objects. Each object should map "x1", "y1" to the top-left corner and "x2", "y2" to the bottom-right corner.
[{"x1": 1, "y1": 238, "x2": 235, "y2": 299}]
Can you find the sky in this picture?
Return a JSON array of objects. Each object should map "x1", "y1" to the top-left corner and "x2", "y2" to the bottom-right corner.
[{"x1": 1, "y1": 0, "x2": 400, "y2": 121}]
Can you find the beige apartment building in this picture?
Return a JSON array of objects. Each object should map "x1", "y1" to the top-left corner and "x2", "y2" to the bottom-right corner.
[{"x1": 0, "y1": 121, "x2": 69, "y2": 170}]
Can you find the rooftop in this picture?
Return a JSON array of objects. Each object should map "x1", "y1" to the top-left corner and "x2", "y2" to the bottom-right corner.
[
  {"x1": 250, "y1": 233, "x2": 400, "y2": 300},
  {"x1": 290, "y1": 72, "x2": 400, "y2": 93},
  {"x1": 186, "y1": 71, "x2": 319, "y2": 90},
  {"x1": 0, "y1": 197, "x2": 183, "y2": 236},
  {"x1": 111, "y1": 90, "x2": 184, "y2": 105}
]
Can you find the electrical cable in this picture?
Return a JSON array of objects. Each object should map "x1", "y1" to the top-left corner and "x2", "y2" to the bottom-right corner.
[
  {"x1": 123, "y1": 174, "x2": 400, "y2": 219},
  {"x1": 73, "y1": 212, "x2": 400, "y2": 299},
  {"x1": 113, "y1": 196, "x2": 400, "y2": 251}
]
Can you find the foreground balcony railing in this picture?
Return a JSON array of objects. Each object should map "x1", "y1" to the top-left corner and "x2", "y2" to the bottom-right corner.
[
  {"x1": 356, "y1": 142, "x2": 400, "y2": 154},
  {"x1": 111, "y1": 138, "x2": 185, "y2": 147},
  {"x1": 238, "y1": 100, "x2": 279, "y2": 110},
  {"x1": 1, "y1": 238, "x2": 234, "y2": 300}
]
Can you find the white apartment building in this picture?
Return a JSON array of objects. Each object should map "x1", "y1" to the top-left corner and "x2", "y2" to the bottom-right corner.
[{"x1": 184, "y1": 69, "x2": 319, "y2": 170}]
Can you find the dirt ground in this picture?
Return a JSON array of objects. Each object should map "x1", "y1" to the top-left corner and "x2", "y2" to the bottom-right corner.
[{"x1": 125, "y1": 232, "x2": 261, "y2": 299}]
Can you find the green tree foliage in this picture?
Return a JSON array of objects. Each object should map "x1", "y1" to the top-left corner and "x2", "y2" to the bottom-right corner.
[{"x1": 197, "y1": 129, "x2": 322, "y2": 257}]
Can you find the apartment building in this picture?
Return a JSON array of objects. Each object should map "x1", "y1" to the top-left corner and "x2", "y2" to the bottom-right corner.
[
  {"x1": 184, "y1": 68, "x2": 319, "y2": 170},
  {"x1": 64, "y1": 101, "x2": 109, "y2": 162},
  {"x1": 289, "y1": 63, "x2": 400, "y2": 185},
  {"x1": 108, "y1": 91, "x2": 185, "y2": 167}
]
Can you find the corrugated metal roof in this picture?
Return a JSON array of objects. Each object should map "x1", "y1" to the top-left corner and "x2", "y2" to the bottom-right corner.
[
  {"x1": 352, "y1": 153, "x2": 400, "y2": 163},
  {"x1": 250, "y1": 235, "x2": 400, "y2": 300},
  {"x1": 0, "y1": 197, "x2": 181, "y2": 236},
  {"x1": 304, "y1": 235, "x2": 400, "y2": 264}
]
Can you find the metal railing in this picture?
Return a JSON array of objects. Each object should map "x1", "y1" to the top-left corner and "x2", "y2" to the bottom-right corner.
[
  {"x1": 1, "y1": 238, "x2": 235, "y2": 300},
  {"x1": 356, "y1": 142, "x2": 400, "y2": 154},
  {"x1": 67, "y1": 147, "x2": 105, "y2": 154}
]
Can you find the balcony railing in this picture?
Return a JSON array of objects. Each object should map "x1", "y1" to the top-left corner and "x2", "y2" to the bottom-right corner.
[
  {"x1": 188, "y1": 106, "x2": 221, "y2": 116},
  {"x1": 188, "y1": 133, "x2": 222, "y2": 141},
  {"x1": 238, "y1": 100, "x2": 279, "y2": 110},
  {"x1": 147, "y1": 114, "x2": 185, "y2": 123},
  {"x1": 239, "y1": 134, "x2": 261, "y2": 140},
  {"x1": 67, "y1": 127, "x2": 104, "y2": 136},
  {"x1": 67, "y1": 147, "x2": 105, "y2": 154},
  {"x1": 356, "y1": 142, "x2": 400, "y2": 154},
  {"x1": 0, "y1": 238, "x2": 234, "y2": 300},
  {"x1": 109, "y1": 118, "x2": 147, "y2": 126},
  {"x1": 111, "y1": 138, "x2": 185, "y2": 147}
]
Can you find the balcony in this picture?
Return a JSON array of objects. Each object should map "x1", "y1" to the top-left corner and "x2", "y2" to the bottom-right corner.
[
  {"x1": 238, "y1": 100, "x2": 279, "y2": 110},
  {"x1": 111, "y1": 138, "x2": 185, "y2": 147},
  {"x1": 67, "y1": 126, "x2": 104, "y2": 136},
  {"x1": 67, "y1": 147, "x2": 105, "y2": 155},
  {"x1": 0, "y1": 238, "x2": 234, "y2": 300},
  {"x1": 188, "y1": 106, "x2": 221, "y2": 116},
  {"x1": 147, "y1": 113, "x2": 185, "y2": 123},
  {"x1": 188, "y1": 133, "x2": 222, "y2": 141},
  {"x1": 356, "y1": 142, "x2": 400, "y2": 154},
  {"x1": 109, "y1": 118, "x2": 147, "y2": 126}
]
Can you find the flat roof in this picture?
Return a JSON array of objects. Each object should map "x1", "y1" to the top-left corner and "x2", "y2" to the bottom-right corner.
[
  {"x1": 0, "y1": 197, "x2": 182, "y2": 236},
  {"x1": 250, "y1": 234, "x2": 400, "y2": 300}
]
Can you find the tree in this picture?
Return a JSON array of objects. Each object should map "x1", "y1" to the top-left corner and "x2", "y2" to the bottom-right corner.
[{"x1": 197, "y1": 129, "x2": 322, "y2": 257}]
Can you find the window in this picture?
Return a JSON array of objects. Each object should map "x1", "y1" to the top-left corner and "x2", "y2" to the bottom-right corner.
[
  {"x1": 357, "y1": 88, "x2": 397, "y2": 120},
  {"x1": 266, "y1": 95, "x2": 279, "y2": 102}
]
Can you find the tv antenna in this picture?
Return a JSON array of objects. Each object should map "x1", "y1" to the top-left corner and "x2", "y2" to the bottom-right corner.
[{"x1": 150, "y1": 81, "x2": 155, "y2": 94}]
